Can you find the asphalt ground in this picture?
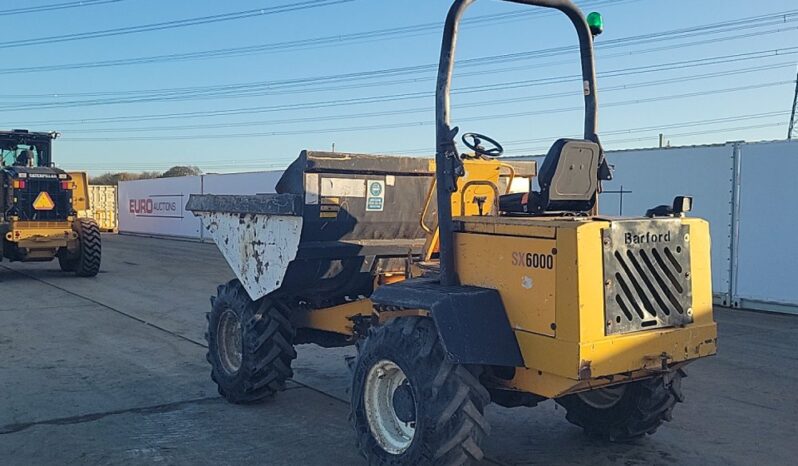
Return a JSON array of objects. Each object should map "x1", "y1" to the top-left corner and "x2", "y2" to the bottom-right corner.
[{"x1": 0, "y1": 234, "x2": 796, "y2": 465}]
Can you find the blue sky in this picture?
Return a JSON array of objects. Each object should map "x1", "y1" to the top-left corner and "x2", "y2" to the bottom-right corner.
[{"x1": 1, "y1": 0, "x2": 796, "y2": 175}]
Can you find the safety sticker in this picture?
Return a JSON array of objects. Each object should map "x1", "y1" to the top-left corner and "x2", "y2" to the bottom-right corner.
[
  {"x1": 366, "y1": 179, "x2": 385, "y2": 212},
  {"x1": 33, "y1": 191, "x2": 55, "y2": 211}
]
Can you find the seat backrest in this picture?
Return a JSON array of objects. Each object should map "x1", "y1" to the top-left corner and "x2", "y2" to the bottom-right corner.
[{"x1": 537, "y1": 138, "x2": 600, "y2": 212}]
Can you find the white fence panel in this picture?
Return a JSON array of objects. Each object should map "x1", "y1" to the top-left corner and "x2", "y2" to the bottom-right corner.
[
  {"x1": 118, "y1": 176, "x2": 202, "y2": 239},
  {"x1": 202, "y1": 171, "x2": 282, "y2": 195},
  {"x1": 118, "y1": 172, "x2": 285, "y2": 240},
  {"x1": 598, "y1": 145, "x2": 735, "y2": 301},
  {"x1": 734, "y1": 140, "x2": 798, "y2": 312}
]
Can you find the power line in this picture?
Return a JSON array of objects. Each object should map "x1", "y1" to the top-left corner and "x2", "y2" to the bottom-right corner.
[
  {"x1": 0, "y1": 0, "x2": 636, "y2": 74},
  {"x1": 65, "y1": 111, "x2": 789, "y2": 170},
  {"x1": 0, "y1": 0, "x2": 354, "y2": 49},
  {"x1": 5, "y1": 8, "x2": 796, "y2": 98},
  {"x1": 53, "y1": 62, "x2": 796, "y2": 134},
  {"x1": 0, "y1": 0, "x2": 125, "y2": 16},
  {"x1": 380, "y1": 111, "x2": 792, "y2": 155},
  {"x1": 789, "y1": 66, "x2": 798, "y2": 139},
  {"x1": 5, "y1": 21, "x2": 796, "y2": 103},
  {"x1": 504, "y1": 122, "x2": 786, "y2": 156},
  {"x1": 9, "y1": 46, "x2": 797, "y2": 116},
  {"x1": 58, "y1": 80, "x2": 792, "y2": 141},
  {"x1": 64, "y1": 120, "x2": 787, "y2": 172}
]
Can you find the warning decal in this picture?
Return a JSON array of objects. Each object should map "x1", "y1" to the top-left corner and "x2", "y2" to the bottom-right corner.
[
  {"x1": 366, "y1": 179, "x2": 385, "y2": 212},
  {"x1": 32, "y1": 192, "x2": 55, "y2": 211}
]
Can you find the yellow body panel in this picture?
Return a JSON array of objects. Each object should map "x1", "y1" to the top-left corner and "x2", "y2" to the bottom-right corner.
[
  {"x1": 422, "y1": 159, "x2": 535, "y2": 259},
  {"x1": 5, "y1": 219, "x2": 75, "y2": 245},
  {"x1": 68, "y1": 172, "x2": 90, "y2": 211},
  {"x1": 292, "y1": 300, "x2": 373, "y2": 335},
  {"x1": 422, "y1": 159, "x2": 509, "y2": 259},
  {"x1": 456, "y1": 232, "x2": 558, "y2": 336},
  {"x1": 453, "y1": 215, "x2": 717, "y2": 398}
]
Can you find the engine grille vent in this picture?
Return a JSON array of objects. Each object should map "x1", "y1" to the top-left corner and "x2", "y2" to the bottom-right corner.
[{"x1": 602, "y1": 220, "x2": 693, "y2": 335}]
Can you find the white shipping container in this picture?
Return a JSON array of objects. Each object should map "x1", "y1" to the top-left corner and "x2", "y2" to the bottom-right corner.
[{"x1": 733, "y1": 140, "x2": 798, "y2": 311}]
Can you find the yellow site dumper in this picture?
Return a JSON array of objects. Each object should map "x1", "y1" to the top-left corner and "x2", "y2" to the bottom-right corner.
[{"x1": 187, "y1": 1, "x2": 717, "y2": 464}]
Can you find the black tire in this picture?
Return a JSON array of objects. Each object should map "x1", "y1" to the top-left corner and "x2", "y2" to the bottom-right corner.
[
  {"x1": 206, "y1": 279, "x2": 297, "y2": 404},
  {"x1": 66, "y1": 218, "x2": 101, "y2": 277},
  {"x1": 351, "y1": 317, "x2": 490, "y2": 466},
  {"x1": 58, "y1": 252, "x2": 77, "y2": 272},
  {"x1": 556, "y1": 370, "x2": 686, "y2": 441}
]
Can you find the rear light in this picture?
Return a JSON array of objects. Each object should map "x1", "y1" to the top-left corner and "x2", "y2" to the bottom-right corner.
[
  {"x1": 60, "y1": 181, "x2": 71, "y2": 190},
  {"x1": 12, "y1": 180, "x2": 26, "y2": 189}
]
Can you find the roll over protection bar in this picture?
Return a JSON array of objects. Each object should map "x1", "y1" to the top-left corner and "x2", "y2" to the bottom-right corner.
[{"x1": 434, "y1": 0, "x2": 600, "y2": 286}]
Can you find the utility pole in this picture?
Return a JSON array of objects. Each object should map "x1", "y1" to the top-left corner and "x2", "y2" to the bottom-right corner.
[{"x1": 789, "y1": 65, "x2": 798, "y2": 140}]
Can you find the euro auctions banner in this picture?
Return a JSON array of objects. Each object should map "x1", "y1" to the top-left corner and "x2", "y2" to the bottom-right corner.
[
  {"x1": 118, "y1": 171, "x2": 284, "y2": 240},
  {"x1": 119, "y1": 176, "x2": 202, "y2": 238}
]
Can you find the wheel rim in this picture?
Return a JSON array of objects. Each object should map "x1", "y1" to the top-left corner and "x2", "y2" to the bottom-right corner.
[
  {"x1": 364, "y1": 359, "x2": 416, "y2": 455},
  {"x1": 217, "y1": 309, "x2": 243, "y2": 375},
  {"x1": 577, "y1": 384, "x2": 628, "y2": 409}
]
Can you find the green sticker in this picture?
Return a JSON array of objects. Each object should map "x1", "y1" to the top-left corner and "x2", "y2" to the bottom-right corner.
[{"x1": 366, "y1": 179, "x2": 385, "y2": 212}]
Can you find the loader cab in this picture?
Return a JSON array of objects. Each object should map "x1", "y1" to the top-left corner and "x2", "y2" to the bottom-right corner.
[
  {"x1": 0, "y1": 130, "x2": 54, "y2": 168},
  {"x1": 3, "y1": 145, "x2": 39, "y2": 168}
]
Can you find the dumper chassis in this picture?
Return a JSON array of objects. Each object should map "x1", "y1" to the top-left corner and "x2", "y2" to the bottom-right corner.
[{"x1": 189, "y1": 1, "x2": 717, "y2": 464}]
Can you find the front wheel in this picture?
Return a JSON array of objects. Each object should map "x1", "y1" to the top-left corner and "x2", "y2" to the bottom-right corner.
[
  {"x1": 350, "y1": 317, "x2": 490, "y2": 465},
  {"x1": 556, "y1": 370, "x2": 686, "y2": 441},
  {"x1": 206, "y1": 280, "x2": 297, "y2": 404}
]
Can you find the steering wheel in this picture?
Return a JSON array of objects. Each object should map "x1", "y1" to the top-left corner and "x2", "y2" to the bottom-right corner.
[{"x1": 461, "y1": 132, "x2": 504, "y2": 158}]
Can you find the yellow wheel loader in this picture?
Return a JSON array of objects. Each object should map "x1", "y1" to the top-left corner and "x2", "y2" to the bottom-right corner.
[
  {"x1": 188, "y1": 1, "x2": 717, "y2": 464},
  {"x1": 0, "y1": 130, "x2": 101, "y2": 277}
]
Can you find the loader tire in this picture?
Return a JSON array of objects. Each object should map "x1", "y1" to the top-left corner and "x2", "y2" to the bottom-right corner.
[
  {"x1": 206, "y1": 279, "x2": 296, "y2": 404},
  {"x1": 58, "y1": 253, "x2": 76, "y2": 272},
  {"x1": 62, "y1": 218, "x2": 101, "y2": 277},
  {"x1": 351, "y1": 317, "x2": 490, "y2": 466},
  {"x1": 556, "y1": 370, "x2": 686, "y2": 441}
]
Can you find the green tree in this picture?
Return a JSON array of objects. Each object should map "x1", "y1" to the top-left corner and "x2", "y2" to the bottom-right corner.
[
  {"x1": 160, "y1": 165, "x2": 202, "y2": 178},
  {"x1": 90, "y1": 171, "x2": 161, "y2": 185}
]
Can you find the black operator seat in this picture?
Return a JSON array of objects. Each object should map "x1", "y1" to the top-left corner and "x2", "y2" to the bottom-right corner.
[
  {"x1": 500, "y1": 138, "x2": 600, "y2": 214},
  {"x1": 14, "y1": 149, "x2": 33, "y2": 167}
]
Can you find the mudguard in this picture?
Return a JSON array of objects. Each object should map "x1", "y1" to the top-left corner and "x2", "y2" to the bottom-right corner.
[{"x1": 370, "y1": 278, "x2": 524, "y2": 367}]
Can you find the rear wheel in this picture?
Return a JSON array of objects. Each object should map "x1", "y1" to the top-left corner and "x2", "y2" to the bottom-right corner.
[
  {"x1": 59, "y1": 218, "x2": 101, "y2": 277},
  {"x1": 58, "y1": 252, "x2": 76, "y2": 272},
  {"x1": 351, "y1": 317, "x2": 490, "y2": 465},
  {"x1": 206, "y1": 279, "x2": 296, "y2": 404},
  {"x1": 556, "y1": 370, "x2": 686, "y2": 441}
]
